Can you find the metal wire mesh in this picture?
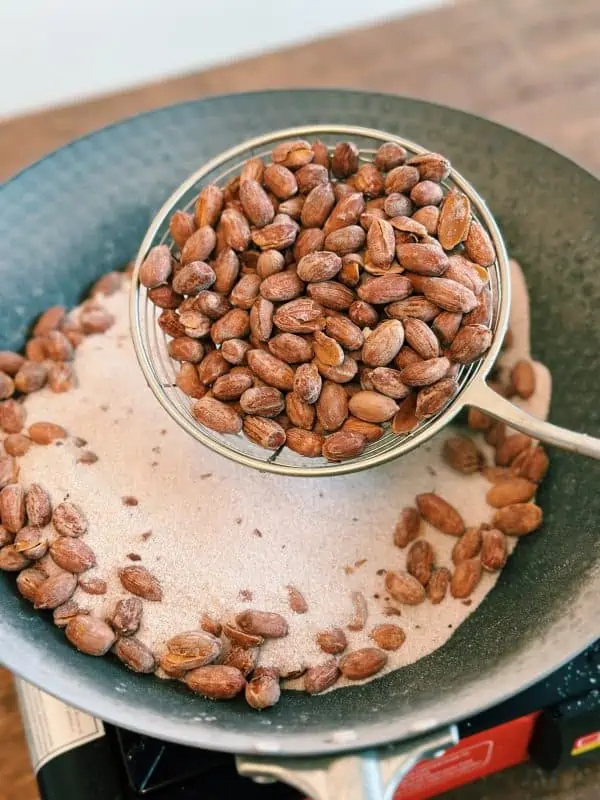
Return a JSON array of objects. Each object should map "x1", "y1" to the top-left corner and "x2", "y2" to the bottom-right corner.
[{"x1": 130, "y1": 125, "x2": 509, "y2": 477}]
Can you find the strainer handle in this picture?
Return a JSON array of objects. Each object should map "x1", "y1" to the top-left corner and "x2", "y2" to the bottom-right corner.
[{"x1": 465, "y1": 380, "x2": 600, "y2": 460}]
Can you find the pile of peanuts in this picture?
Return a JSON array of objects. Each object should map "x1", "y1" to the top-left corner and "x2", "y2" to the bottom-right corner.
[{"x1": 139, "y1": 138, "x2": 495, "y2": 460}]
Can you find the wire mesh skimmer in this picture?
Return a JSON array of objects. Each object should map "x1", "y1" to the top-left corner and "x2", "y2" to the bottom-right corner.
[{"x1": 130, "y1": 125, "x2": 600, "y2": 476}]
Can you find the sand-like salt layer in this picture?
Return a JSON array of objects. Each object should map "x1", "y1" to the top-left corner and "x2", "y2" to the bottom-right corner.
[{"x1": 13, "y1": 259, "x2": 550, "y2": 688}]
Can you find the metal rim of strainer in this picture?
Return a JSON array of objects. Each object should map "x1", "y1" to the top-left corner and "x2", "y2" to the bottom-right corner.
[{"x1": 130, "y1": 124, "x2": 510, "y2": 477}]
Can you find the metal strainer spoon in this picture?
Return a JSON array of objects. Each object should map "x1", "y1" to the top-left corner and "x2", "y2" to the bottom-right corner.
[{"x1": 130, "y1": 125, "x2": 600, "y2": 476}]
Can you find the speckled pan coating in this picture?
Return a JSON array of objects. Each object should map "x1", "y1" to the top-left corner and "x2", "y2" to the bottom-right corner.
[{"x1": 0, "y1": 90, "x2": 598, "y2": 755}]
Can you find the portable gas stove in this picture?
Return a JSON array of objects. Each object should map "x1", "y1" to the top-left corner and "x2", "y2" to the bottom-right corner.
[{"x1": 16, "y1": 640, "x2": 600, "y2": 800}]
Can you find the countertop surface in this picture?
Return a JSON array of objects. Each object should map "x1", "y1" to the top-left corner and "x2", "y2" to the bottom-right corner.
[{"x1": 1, "y1": 0, "x2": 599, "y2": 797}]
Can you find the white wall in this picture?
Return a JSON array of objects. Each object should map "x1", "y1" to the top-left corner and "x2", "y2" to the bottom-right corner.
[{"x1": 0, "y1": 0, "x2": 442, "y2": 118}]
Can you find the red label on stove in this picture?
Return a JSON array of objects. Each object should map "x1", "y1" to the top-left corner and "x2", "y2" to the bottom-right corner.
[
  {"x1": 393, "y1": 713, "x2": 539, "y2": 800},
  {"x1": 398, "y1": 740, "x2": 494, "y2": 793}
]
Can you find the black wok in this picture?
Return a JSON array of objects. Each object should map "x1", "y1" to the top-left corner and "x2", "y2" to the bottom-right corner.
[{"x1": 1, "y1": 90, "x2": 599, "y2": 798}]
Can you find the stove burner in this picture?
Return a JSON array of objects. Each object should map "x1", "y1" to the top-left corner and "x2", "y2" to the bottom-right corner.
[{"x1": 116, "y1": 728, "x2": 299, "y2": 797}]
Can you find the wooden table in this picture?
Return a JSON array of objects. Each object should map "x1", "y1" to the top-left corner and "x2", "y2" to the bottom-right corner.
[
  {"x1": 1, "y1": 0, "x2": 599, "y2": 797},
  {"x1": 2, "y1": 0, "x2": 600, "y2": 181}
]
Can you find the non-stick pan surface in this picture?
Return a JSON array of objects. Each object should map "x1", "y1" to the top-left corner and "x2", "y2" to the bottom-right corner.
[{"x1": 1, "y1": 90, "x2": 599, "y2": 756}]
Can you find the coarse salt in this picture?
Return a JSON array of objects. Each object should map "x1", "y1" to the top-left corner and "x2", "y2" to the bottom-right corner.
[{"x1": 14, "y1": 260, "x2": 550, "y2": 691}]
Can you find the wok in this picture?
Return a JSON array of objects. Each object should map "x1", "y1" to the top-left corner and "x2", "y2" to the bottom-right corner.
[{"x1": 1, "y1": 90, "x2": 599, "y2": 799}]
